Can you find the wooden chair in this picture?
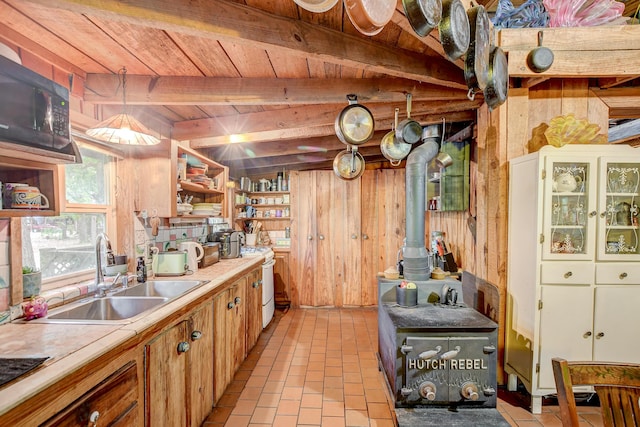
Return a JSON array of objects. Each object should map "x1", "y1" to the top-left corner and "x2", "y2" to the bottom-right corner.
[{"x1": 552, "y1": 357, "x2": 640, "y2": 427}]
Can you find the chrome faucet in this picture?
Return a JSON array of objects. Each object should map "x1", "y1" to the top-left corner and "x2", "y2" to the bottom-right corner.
[{"x1": 95, "y1": 233, "x2": 114, "y2": 297}]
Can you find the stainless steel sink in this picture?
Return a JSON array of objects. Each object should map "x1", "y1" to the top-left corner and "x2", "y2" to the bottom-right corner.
[
  {"x1": 110, "y1": 280, "x2": 203, "y2": 299},
  {"x1": 43, "y1": 297, "x2": 169, "y2": 323}
]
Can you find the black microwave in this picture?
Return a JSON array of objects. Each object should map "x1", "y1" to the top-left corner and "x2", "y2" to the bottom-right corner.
[{"x1": 0, "y1": 55, "x2": 74, "y2": 157}]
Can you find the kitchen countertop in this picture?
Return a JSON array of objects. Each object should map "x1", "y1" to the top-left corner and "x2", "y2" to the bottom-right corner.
[{"x1": 0, "y1": 255, "x2": 264, "y2": 416}]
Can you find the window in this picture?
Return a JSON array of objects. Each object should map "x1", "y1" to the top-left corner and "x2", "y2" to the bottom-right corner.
[{"x1": 22, "y1": 144, "x2": 116, "y2": 289}]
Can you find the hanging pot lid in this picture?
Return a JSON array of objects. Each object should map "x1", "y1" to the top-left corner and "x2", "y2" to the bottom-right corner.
[
  {"x1": 333, "y1": 147, "x2": 366, "y2": 180},
  {"x1": 335, "y1": 94, "x2": 375, "y2": 146},
  {"x1": 402, "y1": 0, "x2": 442, "y2": 38},
  {"x1": 464, "y1": 5, "x2": 491, "y2": 93},
  {"x1": 484, "y1": 45, "x2": 509, "y2": 110},
  {"x1": 439, "y1": 0, "x2": 470, "y2": 62},
  {"x1": 344, "y1": 0, "x2": 396, "y2": 36},
  {"x1": 293, "y1": 0, "x2": 339, "y2": 13}
]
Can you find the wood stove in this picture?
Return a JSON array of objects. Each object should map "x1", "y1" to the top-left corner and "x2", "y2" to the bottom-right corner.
[{"x1": 378, "y1": 278, "x2": 498, "y2": 409}]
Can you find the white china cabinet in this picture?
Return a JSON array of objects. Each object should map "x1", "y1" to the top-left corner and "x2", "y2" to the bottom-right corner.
[{"x1": 505, "y1": 144, "x2": 640, "y2": 414}]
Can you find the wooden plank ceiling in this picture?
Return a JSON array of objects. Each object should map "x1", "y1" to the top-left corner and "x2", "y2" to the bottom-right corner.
[{"x1": 1, "y1": 0, "x2": 640, "y2": 176}]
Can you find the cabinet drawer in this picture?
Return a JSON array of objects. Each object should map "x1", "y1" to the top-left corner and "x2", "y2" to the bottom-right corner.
[
  {"x1": 541, "y1": 263, "x2": 594, "y2": 285},
  {"x1": 596, "y1": 263, "x2": 640, "y2": 284}
]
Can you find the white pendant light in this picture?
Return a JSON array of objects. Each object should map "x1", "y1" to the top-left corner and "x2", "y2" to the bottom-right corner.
[{"x1": 86, "y1": 67, "x2": 160, "y2": 145}]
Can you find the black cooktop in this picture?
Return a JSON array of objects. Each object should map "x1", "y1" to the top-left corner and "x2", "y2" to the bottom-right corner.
[
  {"x1": 381, "y1": 303, "x2": 497, "y2": 331},
  {"x1": 0, "y1": 357, "x2": 49, "y2": 387}
]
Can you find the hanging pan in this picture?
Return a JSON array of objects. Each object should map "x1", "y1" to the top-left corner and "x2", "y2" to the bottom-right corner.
[
  {"x1": 333, "y1": 145, "x2": 365, "y2": 180},
  {"x1": 402, "y1": 0, "x2": 442, "y2": 37},
  {"x1": 484, "y1": 45, "x2": 509, "y2": 111},
  {"x1": 344, "y1": 0, "x2": 396, "y2": 36},
  {"x1": 395, "y1": 93, "x2": 422, "y2": 145},
  {"x1": 381, "y1": 108, "x2": 411, "y2": 166},
  {"x1": 527, "y1": 30, "x2": 554, "y2": 73},
  {"x1": 439, "y1": 0, "x2": 470, "y2": 62},
  {"x1": 293, "y1": 0, "x2": 339, "y2": 13},
  {"x1": 464, "y1": 5, "x2": 491, "y2": 98},
  {"x1": 335, "y1": 94, "x2": 375, "y2": 146}
]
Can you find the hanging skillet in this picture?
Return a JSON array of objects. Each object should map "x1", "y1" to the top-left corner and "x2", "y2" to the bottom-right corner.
[
  {"x1": 438, "y1": 0, "x2": 470, "y2": 62},
  {"x1": 402, "y1": 0, "x2": 442, "y2": 38},
  {"x1": 484, "y1": 45, "x2": 508, "y2": 111},
  {"x1": 464, "y1": 5, "x2": 491, "y2": 97},
  {"x1": 381, "y1": 108, "x2": 411, "y2": 166},
  {"x1": 395, "y1": 93, "x2": 422, "y2": 145},
  {"x1": 293, "y1": 0, "x2": 339, "y2": 13},
  {"x1": 333, "y1": 145, "x2": 365, "y2": 180},
  {"x1": 344, "y1": 0, "x2": 396, "y2": 36},
  {"x1": 335, "y1": 94, "x2": 375, "y2": 146}
]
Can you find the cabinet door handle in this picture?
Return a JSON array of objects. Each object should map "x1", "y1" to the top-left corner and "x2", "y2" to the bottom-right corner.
[
  {"x1": 88, "y1": 410, "x2": 100, "y2": 427},
  {"x1": 584, "y1": 331, "x2": 592, "y2": 338},
  {"x1": 589, "y1": 211, "x2": 597, "y2": 217},
  {"x1": 308, "y1": 235, "x2": 313, "y2": 240},
  {"x1": 362, "y1": 234, "x2": 369, "y2": 240},
  {"x1": 227, "y1": 302, "x2": 235, "y2": 310},
  {"x1": 319, "y1": 234, "x2": 325, "y2": 240},
  {"x1": 620, "y1": 272, "x2": 628, "y2": 279},
  {"x1": 191, "y1": 330, "x2": 203, "y2": 341},
  {"x1": 351, "y1": 234, "x2": 358, "y2": 239},
  {"x1": 235, "y1": 297, "x2": 242, "y2": 305},
  {"x1": 600, "y1": 212, "x2": 606, "y2": 218},
  {"x1": 253, "y1": 281, "x2": 260, "y2": 288},
  {"x1": 596, "y1": 332, "x2": 605, "y2": 339},
  {"x1": 564, "y1": 271, "x2": 573, "y2": 278},
  {"x1": 177, "y1": 341, "x2": 190, "y2": 353}
]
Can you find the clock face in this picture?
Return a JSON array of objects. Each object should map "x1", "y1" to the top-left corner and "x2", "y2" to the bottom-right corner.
[{"x1": 338, "y1": 105, "x2": 374, "y2": 145}]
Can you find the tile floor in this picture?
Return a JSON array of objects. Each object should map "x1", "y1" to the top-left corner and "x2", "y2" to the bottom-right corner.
[{"x1": 203, "y1": 307, "x2": 604, "y2": 427}]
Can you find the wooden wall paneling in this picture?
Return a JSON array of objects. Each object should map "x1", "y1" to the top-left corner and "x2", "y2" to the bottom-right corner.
[
  {"x1": 561, "y1": 79, "x2": 590, "y2": 120},
  {"x1": 314, "y1": 171, "x2": 334, "y2": 306},
  {"x1": 343, "y1": 177, "x2": 362, "y2": 306},
  {"x1": 529, "y1": 80, "x2": 563, "y2": 138},
  {"x1": 360, "y1": 170, "x2": 379, "y2": 306},
  {"x1": 473, "y1": 104, "x2": 490, "y2": 281},
  {"x1": 587, "y1": 90, "x2": 611, "y2": 135},
  {"x1": 506, "y1": 88, "x2": 531, "y2": 159},
  {"x1": 290, "y1": 171, "x2": 315, "y2": 307},
  {"x1": 376, "y1": 169, "x2": 406, "y2": 282}
]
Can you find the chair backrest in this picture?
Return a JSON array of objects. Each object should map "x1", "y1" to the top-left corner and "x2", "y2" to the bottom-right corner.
[{"x1": 552, "y1": 357, "x2": 640, "y2": 427}]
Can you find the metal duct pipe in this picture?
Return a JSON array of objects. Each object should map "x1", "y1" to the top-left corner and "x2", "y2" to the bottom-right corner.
[{"x1": 403, "y1": 125, "x2": 441, "y2": 281}]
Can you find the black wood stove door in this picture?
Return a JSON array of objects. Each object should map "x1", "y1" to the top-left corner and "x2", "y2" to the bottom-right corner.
[{"x1": 401, "y1": 335, "x2": 497, "y2": 407}]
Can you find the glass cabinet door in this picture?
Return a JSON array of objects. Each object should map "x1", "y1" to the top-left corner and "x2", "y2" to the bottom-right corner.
[
  {"x1": 598, "y1": 157, "x2": 640, "y2": 260},
  {"x1": 542, "y1": 156, "x2": 597, "y2": 260}
]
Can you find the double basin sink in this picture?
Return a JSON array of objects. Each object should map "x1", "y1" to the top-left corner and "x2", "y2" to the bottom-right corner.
[{"x1": 36, "y1": 280, "x2": 204, "y2": 324}]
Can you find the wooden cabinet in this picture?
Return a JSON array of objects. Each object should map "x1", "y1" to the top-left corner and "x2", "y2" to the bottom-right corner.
[
  {"x1": 290, "y1": 169, "x2": 405, "y2": 307},
  {"x1": 213, "y1": 276, "x2": 246, "y2": 403},
  {"x1": 132, "y1": 140, "x2": 227, "y2": 218},
  {"x1": 0, "y1": 156, "x2": 62, "y2": 216},
  {"x1": 274, "y1": 250, "x2": 291, "y2": 307},
  {"x1": 146, "y1": 301, "x2": 214, "y2": 427},
  {"x1": 505, "y1": 144, "x2": 640, "y2": 413},
  {"x1": 245, "y1": 266, "x2": 263, "y2": 353},
  {"x1": 43, "y1": 362, "x2": 139, "y2": 427}
]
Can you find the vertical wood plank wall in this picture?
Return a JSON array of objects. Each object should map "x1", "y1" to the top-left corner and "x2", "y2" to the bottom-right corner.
[{"x1": 430, "y1": 79, "x2": 609, "y2": 383}]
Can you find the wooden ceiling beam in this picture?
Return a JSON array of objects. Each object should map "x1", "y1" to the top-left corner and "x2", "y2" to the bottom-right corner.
[
  {"x1": 84, "y1": 75, "x2": 469, "y2": 105},
  {"x1": 184, "y1": 103, "x2": 480, "y2": 145},
  {"x1": 29, "y1": 0, "x2": 467, "y2": 89}
]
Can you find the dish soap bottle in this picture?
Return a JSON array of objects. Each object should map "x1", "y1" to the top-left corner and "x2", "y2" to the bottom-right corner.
[{"x1": 136, "y1": 256, "x2": 147, "y2": 283}]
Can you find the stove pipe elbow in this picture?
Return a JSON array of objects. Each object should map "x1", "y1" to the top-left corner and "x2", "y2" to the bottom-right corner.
[{"x1": 403, "y1": 130, "x2": 440, "y2": 281}]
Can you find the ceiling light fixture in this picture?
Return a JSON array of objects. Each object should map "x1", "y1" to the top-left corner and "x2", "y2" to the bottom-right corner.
[{"x1": 86, "y1": 67, "x2": 160, "y2": 145}]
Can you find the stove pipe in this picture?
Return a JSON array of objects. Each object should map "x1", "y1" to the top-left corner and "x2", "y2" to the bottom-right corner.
[{"x1": 403, "y1": 125, "x2": 441, "y2": 281}]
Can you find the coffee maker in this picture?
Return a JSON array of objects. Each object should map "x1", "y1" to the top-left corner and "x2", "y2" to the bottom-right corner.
[{"x1": 211, "y1": 230, "x2": 243, "y2": 259}]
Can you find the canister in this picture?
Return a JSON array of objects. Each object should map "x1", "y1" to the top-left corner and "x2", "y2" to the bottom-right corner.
[{"x1": 396, "y1": 285, "x2": 417, "y2": 307}]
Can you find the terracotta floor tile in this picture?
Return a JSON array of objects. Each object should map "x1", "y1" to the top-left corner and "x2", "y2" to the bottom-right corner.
[
  {"x1": 321, "y1": 416, "x2": 346, "y2": 427},
  {"x1": 344, "y1": 394, "x2": 368, "y2": 411},
  {"x1": 306, "y1": 370, "x2": 325, "y2": 382},
  {"x1": 285, "y1": 375, "x2": 306, "y2": 387},
  {"x1": 250, "y1": 407, "x2": 277, "y2": 424},
  {"x1": 369, "y1": 419, "x2": 395, "y2": 427},
  {"x1": 363, "y1": 389, "x2": 387, "y2": 403},
  {"x1": 303, "y1": 380, "x2": 324, "y2": 394},
  {"x1": 298, "y1": 407, "x2": 322, "y2": 425},
  {"x1": 344, "y1": 382, "x2": 364, "y2": 396},
  {"x1": 325, "y1": 357, "x2": 342, "y2": 367},
  {"x1": 263, "y1": 380, "x2": 286, "y2": 394},
  {"x1": 345, "y1": 409, "x2": 369, "y2": 427},
  {"x1": 321, "y1": 400, "x2": 345, "y2": 417},
  {"x1": 224, "y1": 414, "x2": 251, "y2": 427},
  {"x1": 268, "y1": 370, "x2": 289, "y2": 382},
  {"x1": 281, "y1": 386, "x2": 304, "y2": 400},
  {"x1": 324, "y1": 376, "x2": 345, "y2": 389},
  {"x1": 207, "y1": 406, "x2": 233, "y2": 422},
  {"x1": 301, "y1": 393, "x2": 324, "y2": 408},
  {"x1": 256, "y1": 393, "x2": 281, "y2": 408},
  {"x1": 276, "y1": 399, "x2": 301, "y2": 416},
  {"x1": 240, "y1": 387, "x2": 264, "y2": 401},
  {"x1": 323, "y1": 386, "x2": 344, "y2": 402},
  {"x1": 272, "y1": 415, "x2": 298, "y2": 427},
  {"x1": 245, "y1": 375, "x2": 268, "y2": 388},
  {"x1": 309, "y1": 353, "x2": 326, "y2": 362},
  {"x1": 232, "y1": 399, "x2": 258, "y2": 416},
  {"x1": 218, "y1": 392, "x2": 241, "y2": 407},
  {"x1": 366, "y1": 403, "x2": 391, "y2": 419}
]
